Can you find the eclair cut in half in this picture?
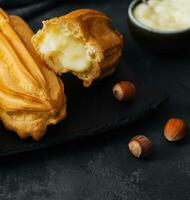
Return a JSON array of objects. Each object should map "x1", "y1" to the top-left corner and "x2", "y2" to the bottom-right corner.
[{"x1": 32, "y1": 9, "x2": 124, "y2": 87}]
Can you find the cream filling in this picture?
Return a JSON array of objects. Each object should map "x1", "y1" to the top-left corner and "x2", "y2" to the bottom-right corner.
[{"x1": 38, "y1": 28, "x2": 92, "y2": 72}]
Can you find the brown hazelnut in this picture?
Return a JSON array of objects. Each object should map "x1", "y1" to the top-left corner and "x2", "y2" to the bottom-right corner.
[
  {"x1": 112, "y1": 81, "x2": 136, "y2": 101},
  {"x1": 128, "y1": 135, "x2": 153, "y2": 158},
  {"x1": 164, "y1": 118, "x2": 188, "y2": 141}
]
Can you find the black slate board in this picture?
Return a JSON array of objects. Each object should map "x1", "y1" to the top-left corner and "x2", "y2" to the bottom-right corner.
[{"x1": 0, "y1": 0, "x2": 167, "y2": 157}]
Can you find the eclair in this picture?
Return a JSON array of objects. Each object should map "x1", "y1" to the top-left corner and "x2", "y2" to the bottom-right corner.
[
  {"x1": 0, "y1": 9, "x2": 66, "y2": 140},
  {"x1": 32, "y1": 9, "x2": 123, "y2": 87}
]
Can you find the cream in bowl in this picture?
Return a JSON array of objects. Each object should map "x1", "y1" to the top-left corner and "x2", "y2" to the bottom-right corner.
[
  {"x1": 133, "y1": 0, "x2": 190, "y2": 32},
  {"x1": 128, "y1": 0, "x2": 190, "y2": 52}
]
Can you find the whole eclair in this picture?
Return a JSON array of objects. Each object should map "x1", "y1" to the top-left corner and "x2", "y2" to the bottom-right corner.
[{"x1": 0, "y1": 8, "x2": 66, "y2": 140}]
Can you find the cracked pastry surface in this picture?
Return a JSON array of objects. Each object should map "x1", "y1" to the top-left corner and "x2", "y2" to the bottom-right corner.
[
  {"x1": 32, "y1": 9, "x2": 124, "y2": 87},
  {"x1": 0, "y1": 9, "x2": 66, "y2": 140}
]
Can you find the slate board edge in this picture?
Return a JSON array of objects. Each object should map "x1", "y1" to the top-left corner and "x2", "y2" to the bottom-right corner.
[{"x1": 0, "y1": 88, "x2": 168, "y2": 158}]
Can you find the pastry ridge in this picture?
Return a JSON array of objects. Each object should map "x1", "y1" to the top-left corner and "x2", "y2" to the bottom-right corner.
[
  {"x1": 0, "y1": 9, "x2": 66, "y2": 140},
  {"x1": 32, "y1": 9, "x2": 123, "y2": 87}
]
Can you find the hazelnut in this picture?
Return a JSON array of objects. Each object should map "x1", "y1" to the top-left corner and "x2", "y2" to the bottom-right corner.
[
  {"x1": 112, "y1": 81, "x2": 136, "y2": 101},
  {"x1": 128, "y1": 135, "x2": 153, "y2": 158},
  {"x1": 164, "y1": 118, "x2": 188, "y2": 141}
]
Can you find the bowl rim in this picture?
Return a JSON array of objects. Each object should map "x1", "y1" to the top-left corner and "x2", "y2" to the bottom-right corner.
[{"x1": 128, "y1": 0, "x2": 190, "y2": 35}]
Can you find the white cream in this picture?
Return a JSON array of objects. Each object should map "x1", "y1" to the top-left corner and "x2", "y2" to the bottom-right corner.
[
  {"x1": 38, "y1": 28, "x2": 92, "y2": 72},
  {"x1": 133, "y1": 0, "x2": 190, "y2": 31}
]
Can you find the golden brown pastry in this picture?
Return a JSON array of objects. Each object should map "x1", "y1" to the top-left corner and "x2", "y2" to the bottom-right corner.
[
  {"x1": 0, "y1": 9, "x2": 66, "y2": 140},
  {"x1": 32, "y1": 9, "x2": 123, "y2": 87}
]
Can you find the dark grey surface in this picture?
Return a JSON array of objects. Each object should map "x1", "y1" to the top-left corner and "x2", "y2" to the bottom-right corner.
[{"x1": 0, "y1": 0, "x2": 190, "y2": 200}]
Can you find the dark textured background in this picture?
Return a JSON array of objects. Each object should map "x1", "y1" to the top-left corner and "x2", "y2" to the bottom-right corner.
[{"x1": 0, "y1": 0, "x2": 190, "y2": 199}]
